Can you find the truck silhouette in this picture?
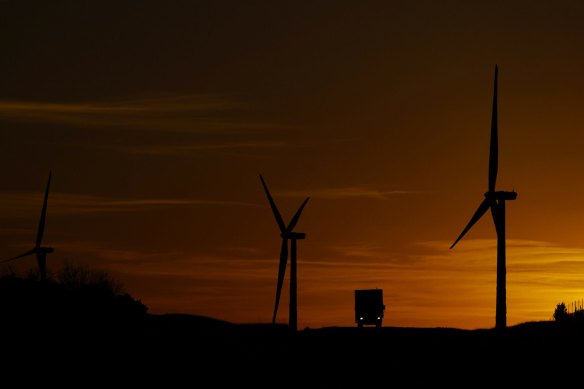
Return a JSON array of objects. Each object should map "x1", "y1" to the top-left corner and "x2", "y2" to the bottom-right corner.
[{"x1": 354, "y1": 289, "x2": 385, "y2": 328}]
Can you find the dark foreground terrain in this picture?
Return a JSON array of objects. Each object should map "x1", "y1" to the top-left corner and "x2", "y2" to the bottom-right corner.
[
  {"x1": 3, "y1": 313, "x2": 583, "y2": 387},
  {"x1": 3, "y1": 272, "x2": 579, "y2": 386}
]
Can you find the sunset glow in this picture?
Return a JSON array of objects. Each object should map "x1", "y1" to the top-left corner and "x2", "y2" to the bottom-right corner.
[{"x1": 2, "y1": 1, "x2": 584, "y2": 330}]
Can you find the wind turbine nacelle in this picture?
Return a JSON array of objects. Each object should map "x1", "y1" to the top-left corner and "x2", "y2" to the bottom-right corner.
[
  {"x1": 485, "y1": 191, "x2": 517, "y2": 201},
  {"x1": 42, "y1": 247, "x2": 54, "y2": 254},
  {"x1": 281, "y1": 232, "x2": 306, "y2": 240}
]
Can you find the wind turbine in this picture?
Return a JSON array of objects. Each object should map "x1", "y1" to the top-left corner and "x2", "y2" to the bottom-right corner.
[
  {"x1": 259, "y1": 174, "x2": 309, "y2": 331},
  {"x1": 450, "y1": 65, "x2": 517, "y2": 330},
  {"x1": 2, "y1": 171, "x2": 54, "y2": 281}
]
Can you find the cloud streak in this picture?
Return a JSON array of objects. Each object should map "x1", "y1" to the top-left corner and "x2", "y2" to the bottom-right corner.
[
  {"x1": 0, "y1": 96, "x2": 294, "y2": 133},
  {"x1": 279, "y1": 187, "x2": 422, "y2": 200},
  {"x1": 0, "y1": 191, "x2": 259, "y2": 216},
  {"x1": 113, "y1": 141, "x2": 286, "y2": 156},
  {"x1": 326, "y1": 243, "x2": 402, "y2": 261}
]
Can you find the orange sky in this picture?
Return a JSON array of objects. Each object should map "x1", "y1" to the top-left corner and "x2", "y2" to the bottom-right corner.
[{"x1": 2, "y1": 1, "x2": 584, "y2": 329}]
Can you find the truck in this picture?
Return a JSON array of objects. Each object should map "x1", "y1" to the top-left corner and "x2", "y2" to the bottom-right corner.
[{"x1": 354, "y1": 289, "x2": 385, "y2": 328}]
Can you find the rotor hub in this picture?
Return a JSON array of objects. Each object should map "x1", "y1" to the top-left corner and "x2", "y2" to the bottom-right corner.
[{"x1": 281, "y1": 232, "x2": 306, "y2": 240}]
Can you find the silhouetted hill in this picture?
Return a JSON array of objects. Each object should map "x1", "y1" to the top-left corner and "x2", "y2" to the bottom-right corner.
[
  {"x1": 3, "y1": 273, "x2": 583, "y2": 387},
  {"x1": 108, "y1": 314, "x2": 584, "y2": 387},
  {"x1": 5, "y1": 310, "x2": 584, "y2": 386}
]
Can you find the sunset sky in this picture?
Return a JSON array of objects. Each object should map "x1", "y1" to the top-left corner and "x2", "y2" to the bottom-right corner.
[{"x1": 2, "y1": 1, "x2": 584, "y2": 330}]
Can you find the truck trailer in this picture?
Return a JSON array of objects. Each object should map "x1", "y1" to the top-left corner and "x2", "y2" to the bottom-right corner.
[{"x1": 354, "y1": 289, "x2": 385, "y2": 328}]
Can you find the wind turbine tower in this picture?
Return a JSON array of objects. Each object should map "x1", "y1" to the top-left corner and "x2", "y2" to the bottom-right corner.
[
  {"x1": 450, "y1": 66, "x2": 517, "y2": 330},
  {"x1": 260, "y1": 174, "x2": 309, "y2": 331}
]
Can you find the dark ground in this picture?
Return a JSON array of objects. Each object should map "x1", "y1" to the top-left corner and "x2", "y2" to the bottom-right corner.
[{"x1": 3, "y1": 313, "x2": 582, "y2": 387}]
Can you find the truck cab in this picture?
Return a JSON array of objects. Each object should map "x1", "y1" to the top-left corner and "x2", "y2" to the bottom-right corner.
[{"x1": 354, "y1": 289, "x2": 385, "y2": 328}]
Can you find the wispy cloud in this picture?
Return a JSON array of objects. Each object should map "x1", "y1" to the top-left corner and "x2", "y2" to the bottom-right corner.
[
  {"x1": 417, "y1": 238, "x2": 584, "y2": 269},
  {"x1": 327, "y1": 243, "x2": 399, "y2": 260},
  {"x1": 114, "y1": 140, "x2": 285, "y2": 156},
  {"x1": 0, "y1": 191, "x2": 259, "y2": 216},
  {"x1": 58, "y1": 197, "x2": 260, "y2": 213},
  {"x1": 279, "y1": 187, "x2": 422, "y2": 200},
  {"x1": 409, "y1": 239, "x2": 584, "y2": 321},
  {"x1": 0, "y1": 96, "x2": 295, "y2": 133},
  {"x1": 0, "y1": 96, "x2": 229, "y2": 114}
]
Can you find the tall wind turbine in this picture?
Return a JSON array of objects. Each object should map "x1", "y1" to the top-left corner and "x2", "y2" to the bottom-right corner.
[
  {"x1": 450, "y1": 65, "x2": 517, "y2": 330},
  {"x1": 260, "y1": 174, "x2": 309, "y2": 331},
  {"x1": 2, "y1": 171, "x2": 54, "y2": 281}
]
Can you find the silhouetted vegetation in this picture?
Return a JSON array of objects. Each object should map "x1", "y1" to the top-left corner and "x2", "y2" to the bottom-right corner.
[
  {"x1": 0, "y1": 262, "x2": 147, "y2": 338},
  {"x1": 554, "y1": 302, "x2": 569, "y2": 321},
  {"x1": 553, "y1": 301, "x2": 584, "y2": 323}
]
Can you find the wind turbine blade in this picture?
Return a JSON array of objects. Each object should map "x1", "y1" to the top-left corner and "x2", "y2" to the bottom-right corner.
[
  {"x1": 286, "y1": 197, "x2": 310, "y2": 232},
  {"x1": 2, "y1": 249, "x2": 36, "y2": 263},
  {"x1": 259, "y1": 175, "x2": 287, "y2": 233},
  {"x1": 272, "y1": 238, "x2": 288, "y2": 323},
  {"x1": 450, "y1": 198, "x2": 491, "y2": 249},
  {"x1": 488, "y1": 65, "x2": 498, "y2": 193},
  {"x1": 35, "y1": 171, "x2": 52, "y2": 248}
]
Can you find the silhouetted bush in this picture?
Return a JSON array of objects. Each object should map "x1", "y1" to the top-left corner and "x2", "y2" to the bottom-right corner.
[
  {"x1": 0, "y1": 263, "x2": 148, "y2": 339},
  {"x1": 554, "y1": 302, "x2": 569, "y2": 321}
]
